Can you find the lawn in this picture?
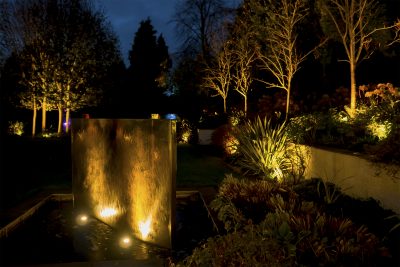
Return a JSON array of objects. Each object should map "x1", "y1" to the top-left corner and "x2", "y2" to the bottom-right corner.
[{"x1": 177, "y1": 144, "x2": 234, "y2": 187}]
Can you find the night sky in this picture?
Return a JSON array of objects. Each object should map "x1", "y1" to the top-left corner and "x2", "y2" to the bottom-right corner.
[
  {"x1": 96, "y1": 0, "x2": 242, "y2": 65},
  {"x1": 96, "y1": 0, "x2": 179, "y2": 65}
]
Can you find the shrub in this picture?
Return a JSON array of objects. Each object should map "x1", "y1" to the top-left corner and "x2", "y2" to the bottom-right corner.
[
  {"x1": 176, "y1": 225, "x2": 295, "y2": 267},
  {"x1": 211, "y1": 124, "x2": 238, "y2": 156},
  {"x1": 228, "y1": 108, "x2": 246, "y2": 126},
  {"x1": 233, "y1": 116, "x2": 294, "y2": 182},
  {"x1": 365, "y1": 117, "x2": 400, "y2": 163},
  {"x1": 289, "y1": 83, "x2": 400, "y2": 161},
  {"x1": 8, "y1": 121, "x2": 24, "y2": 136},
  {"x1": 287, "y1": 113, "x2": 320, "y2": 144},
  {"x1": 210, "y1": 174, "x2": 283, "y2": 230},
  {"x1": 177, "y1": 119, "x2": 198, "y2": 144}
]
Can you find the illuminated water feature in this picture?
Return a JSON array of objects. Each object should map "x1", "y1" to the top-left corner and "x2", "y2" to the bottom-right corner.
[{"x1": 71, "y1": 119, "x2": 176, "y2": 249}]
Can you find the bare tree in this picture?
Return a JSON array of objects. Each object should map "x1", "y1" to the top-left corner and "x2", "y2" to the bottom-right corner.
[
  {"x1": 318, "y1": 0, "x2": 400, "y2": 117},
  {"x1": 172, "y1": 0, "x2": 236, "y2": 118},
  {"x1": 232, "y1": 32, "x2": 256, "y2": 116},
  {"x1": 203, "y1": 42, "x2": 233, "y2": 113},
  {"x1": 173, "y1": 0, "x2": 229, "y2": 61},
  {"x1": 249, "y1": 0, "x2": 312, "y2": 121}
]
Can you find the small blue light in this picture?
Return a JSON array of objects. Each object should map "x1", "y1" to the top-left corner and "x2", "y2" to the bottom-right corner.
[
  {"x1": 63, "y1": 119, "x2": 71, "y2": 128},
  {"x1": 165, "y1": 113, "x2": 177, "y2": 120}
]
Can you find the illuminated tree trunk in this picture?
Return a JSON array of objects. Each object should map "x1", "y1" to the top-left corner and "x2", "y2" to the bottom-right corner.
[
  {"x1": 348, "y1": 30, "x2": 357, "y2": 118},
  {"x1": 248, "y1": 0, "x2": 313, "y2": 122},
  {"x1": 244, "y1": 95, "x2": 247, "y2": 115},
  {"x1": 41, "y1": 96, "x2": 47, "y2": 133},
  {"x1": 285, "y1": 88, "x2": 290, "y2": 121},
  {"x1": 57, "y1": 105, "x2": 62, "y2": 134},
  {"x1": 65, "y1": 108, "x2": 70, "y2": 133},
  {"x1": 319, "y1": 0, "x2": 400, "y2": 118},
  {"x1": 32, "y1": 97, "x2": 37, "y2": 137},
  {"x1": 65, "y1": 84, "x2": 71, "y2": 133},
  {"x1": 349, "y1": 60, "x2": 357, "y2": 118},
  {"x1": 348, "y1": 3, "x2": 357, "y2": 119}
]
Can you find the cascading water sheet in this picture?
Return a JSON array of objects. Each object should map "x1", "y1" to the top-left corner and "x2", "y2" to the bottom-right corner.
[{"x1": 71, "y1": 119, "x2": 176, "y2": 248}]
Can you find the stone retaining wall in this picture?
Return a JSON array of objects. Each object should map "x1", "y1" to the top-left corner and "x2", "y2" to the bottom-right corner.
[{"x1": 301, "y1": 145, "x2": 400, "y2": 214}]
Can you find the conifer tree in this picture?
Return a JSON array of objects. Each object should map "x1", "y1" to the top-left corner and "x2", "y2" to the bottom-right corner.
[{"x1": 127, "y1": 18, "x2": 171, "y2": 115}]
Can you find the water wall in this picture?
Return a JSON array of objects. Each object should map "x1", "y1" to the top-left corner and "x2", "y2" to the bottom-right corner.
[{"x1": 71, "y1": 119, "x2": 176, "y2": 248}]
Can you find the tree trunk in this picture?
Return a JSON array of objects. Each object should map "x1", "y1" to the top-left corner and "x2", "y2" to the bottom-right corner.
[
  {"x1": 223, "y1": 98, "x2": 227, "y2": 114},
  {"x1": 244, "y1": 95, "x2": 247, "y2": 115},
  {"x1": 65, "y1": 108, "x2": 70, "y2": 133},
  {"x1": 57, "y1": 105, "x2": 62, "y2": 135},
  {"x1": 348, "y1": 14, "x2": 357, "y2": 119},
  {"x1": 285, "y1": 88, "x2": 290, "y2": 121},
  {"x1": 41, "y1": 96, "x2": 47, "y2": 133},
  {"x1": 32, "y1": 97, "x2": 37, "y2": 137},
  {"x1": 349, "y1": 61, "x2": 357, "y2": 118}
]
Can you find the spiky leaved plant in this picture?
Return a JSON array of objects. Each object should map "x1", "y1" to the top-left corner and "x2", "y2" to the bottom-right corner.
[{"x1": 234, "y1": 116, "x2": 292, "y2": 182}]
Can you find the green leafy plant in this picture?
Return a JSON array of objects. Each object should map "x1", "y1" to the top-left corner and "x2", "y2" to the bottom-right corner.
[
  {"x1": 175, "y1": 225, "x2": 295, "y2": 267},
  {"x1": 8, "y1": 121, "x2": 24, "y2": 136},
  {"x1": 210, "y1": 174, "x2": 278, "y2": 228},
  {"x1": 210, "y1": 195, "x2": 245, "y2": 233},
  {"x1": 317, "y1": 179, "x2": 342, "y2": 204},
  {"x1": 291, "y1": 83, "x2": 400, "y2": 162},
  {"x1": 177, "y1": 119, "x2": 198, "y2": 144},
  {"x1": 228, "y1": 108, "x2": 246, "y2": 126},
  {"x1": 385, "y1": 214, "x2": 400, "y2": 233},
  {"x1": 211, "y1": 124, "x2": 238, "y2": 156},
  {"x1": 287, "y1": 113, "x2": 320, "y2": 144},
  {"x1": 233, "y1": 116, "x2": 293, "y2": 182}
]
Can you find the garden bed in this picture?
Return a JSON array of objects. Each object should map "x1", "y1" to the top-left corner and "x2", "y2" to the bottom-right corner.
[{"x1": 177, "y1": 175, "x2": 400, "y2": 266}]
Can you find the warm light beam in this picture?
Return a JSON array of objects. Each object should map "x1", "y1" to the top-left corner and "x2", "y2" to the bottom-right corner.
[
  {"x1": 138, "y1": 216, "x2": 152, "y2": 240},
  {"x1": 99, "y1": 207, "x2": 118, "y2": 218}
]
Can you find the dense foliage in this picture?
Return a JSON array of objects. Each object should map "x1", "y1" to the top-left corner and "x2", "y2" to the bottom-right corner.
[
  {"x1": 287, "y1": 83, "x2": 400, "y2": 163},
  {"x1": 0, "y1": 0, "x2": 123, "y2": 135},
  {"x1": 176, "y1": 175, "x2": 400, "y2": 266}
]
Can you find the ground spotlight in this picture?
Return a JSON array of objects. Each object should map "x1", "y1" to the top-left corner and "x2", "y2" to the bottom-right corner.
[
  {"x1": 76, "y1": 213, "x2": 89, "y2": 226},
  {"x1": 119, "y1": 235, "x2": 132, "y2": 248}
]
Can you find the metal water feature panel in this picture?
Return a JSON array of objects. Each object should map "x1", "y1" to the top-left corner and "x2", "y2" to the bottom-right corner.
[{"x1": 71, "y1": 119, "x2": 176, "y2": 248}]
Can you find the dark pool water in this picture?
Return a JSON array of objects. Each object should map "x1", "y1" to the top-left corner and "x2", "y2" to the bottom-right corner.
[{"x1": 0, "y1": 193, "x2": 216, "y2": 266}]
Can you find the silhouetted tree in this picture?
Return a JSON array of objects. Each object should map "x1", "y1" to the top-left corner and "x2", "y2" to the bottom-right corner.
[
  {"x1": 173, "y1": 0, "x2": 228, "y2": 62},
  {"x1": 127, "y1": 18, "x2": 172, "y2": 115}
]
